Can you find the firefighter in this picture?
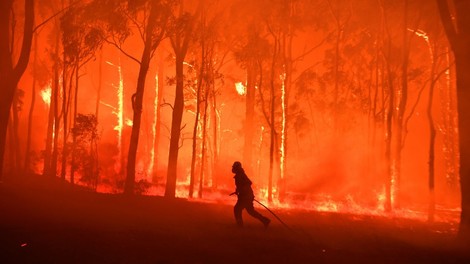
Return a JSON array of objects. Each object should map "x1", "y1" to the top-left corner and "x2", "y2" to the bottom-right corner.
[{"x1": 230, "y1": 161, "x2": 270, "y2": 228}]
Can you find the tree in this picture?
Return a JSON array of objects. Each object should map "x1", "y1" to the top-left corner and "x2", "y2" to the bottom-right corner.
[
  {"x1": 75, "y1": 0, "x2": 171, "y2": 194},
  {"x1": 0, "y1": 0, "x2": 34, "y2": 180},
  {"x1": 71, "y1": 113, "x2": 99, "y2": 189},
  {"x1": 188, "y1": 0, "x2": 228, "y2": 197},
  {"x1": 436, "y1": 0, "x2": 470, "y2": 244},
  {"x1": 165, "y1": 0, "x2": 200, "y2": 198},
  {"x1": 61, "y1": 3, "x2": 104, "y2": 184},
  {"x1": 122, "y1": 0, "x2": 172, "y2": 195}
]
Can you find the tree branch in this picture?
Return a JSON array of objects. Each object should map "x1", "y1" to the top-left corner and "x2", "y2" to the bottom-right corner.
[
  {"x1": 33, "y1": 0, "x2": 82, "y2": 33},
  {"x1": 104, "y1": 38, "x2": 141, "y2": 65},
  {"x1": 13, "y1": 0, "x2": 34, "y2": 81}
]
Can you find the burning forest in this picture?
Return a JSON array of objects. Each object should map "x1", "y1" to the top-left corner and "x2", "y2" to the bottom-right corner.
[{"x1": 2, "y1": 0, "x2": 470, "y2": 262}]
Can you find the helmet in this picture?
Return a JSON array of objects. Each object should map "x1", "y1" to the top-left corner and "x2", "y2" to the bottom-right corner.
[{"x1": 232, "y1": 161, "x2": 242, "y2": 169}]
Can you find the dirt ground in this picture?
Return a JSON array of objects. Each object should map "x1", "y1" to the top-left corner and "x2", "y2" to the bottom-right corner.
[{"x1": 1, "y1": 174, "x2": 469, "y2": 264}]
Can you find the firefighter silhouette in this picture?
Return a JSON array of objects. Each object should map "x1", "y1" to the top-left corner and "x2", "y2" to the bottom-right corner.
[{"x1": 230, "y1": 161, "x2": 270, "y2": 228}]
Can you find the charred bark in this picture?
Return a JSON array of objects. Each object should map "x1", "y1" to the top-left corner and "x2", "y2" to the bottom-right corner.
[
  {"x1": 437, "y1": 0, "x2": 470, "y2": 244},
  {"x1": 394, "y1": 0, "x2": 410, "y2": 208},
  {"x1": 0, "y1": 0, "x2": 34, "y2": 180},
  {"x1": 165, "y1": 3, "x2": 200, "y2": 198},
  {"x1": 24, "y1": 33, "x2": 37, "y2": 174},
  {"x1": 189, "y1": 59, "x2": 203, "y2": 198},
  {"x1": 166, "y1": 51, "x2": 186, "y2": 198},
  {"x1": 124, "y1": 2, "x2": 159, "y2": 195},
  {"x1": 427, "y1": 77, "x2": 436, "y2": 222}
]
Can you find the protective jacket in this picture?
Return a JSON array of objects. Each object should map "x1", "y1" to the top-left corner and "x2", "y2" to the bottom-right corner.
[{"x1": 233, "y1": 168, "x2": 254, "y2": 199}]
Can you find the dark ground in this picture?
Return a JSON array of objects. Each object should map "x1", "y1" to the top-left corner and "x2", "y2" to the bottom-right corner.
[{"x1": 1, "y1": 174, "x2": 469, "y2": 264}]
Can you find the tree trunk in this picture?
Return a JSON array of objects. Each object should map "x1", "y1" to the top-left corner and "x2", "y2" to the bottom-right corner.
[
  {"x1": 436, "y1": 0, "x2": 470, "y2": 244},
  {"x1": 454, "y1": 43, "x2": 470, "y2": 244},
  {"x1": 12, "y1": 91, "x2": 22, "y2": 173},
  {"x1": 71, "y1": 62, "x2": 79, "y2": 185},
  {"x1": 267, "y1": 35, "x2": 279, "y2": 202},
  {"x1": 198, "y1": 97, "x2": 209, "y2": 199},
  {"x1": 124, "y1": 2, "x2": 158, "y2": 195},
  {"x1": 165, "y1": 51, "x2": 186, "y2": 198},
  {"x1": 244, "y1": 63, "x2": 256, "y2": 176},
  {"x1": 165, "y1": 5, "x2": 196, "y2": 197},
  {"x1": 50, "y1": 51, "x2": 61, "y2": 178},
  {"x1": 24, "y1": 32, "x2": 38, "y2": 174},
  {"x1": 211, "y1": 90, "x2": 219, "y2": 188},
  {"x1": 394, "y1": 0, "x2": 410, "y2": 208},
  {"x1": 0, "y1": 0, "x2": 34, "y2": 181},
  {"x1": 427, "y1": 80, "x2": 436, "y2": 222},
  {"x1": 189, "y1": 67, "x2": 202, "y2": 198},
  {"x1": 384, "y1": 67, "x2": 394, "y2": 213},
  {"x1": 43, "y1": 21, "x2": 61, "y2": 177},
  {"x1": 61, "y1": 58, "x2": 71, "y2": 181},
  {"x1": 95, "y1": 50, "x2": 102, "y2": 120}
]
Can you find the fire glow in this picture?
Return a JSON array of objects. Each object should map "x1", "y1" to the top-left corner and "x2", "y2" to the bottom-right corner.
[
  {"x1": 7, "y1": 0, "x2": 462, "y2": 233},
  {"x1": 235, "y1": 82, "x2": 246, "y2": 96},
  {"x1": 40, "y1": 83, "x2": 52, "y2": 106}
]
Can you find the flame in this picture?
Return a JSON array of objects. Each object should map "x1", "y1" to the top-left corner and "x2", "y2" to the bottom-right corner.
[
  {"x1": 105, "y1": 59, "x2": 124, "y2": 174},
  {"x1": 251, "y1": 189, "x2": 459, "y2": 225},
  {"x1": 280, "y1": 71, "x2": 286, "y2": 180},
  {"x1": 235, "y1": 82, "x2": 246, "y2": 96},
  {"x1": 117, "y1": 60, "x2": 124, "y2": 153},
  {"x1": 40, "y1": 82, "x2": 52, "y2": 106},
  {"x1": 147, "y1": 73, "x2": 159, "y2": 179}
]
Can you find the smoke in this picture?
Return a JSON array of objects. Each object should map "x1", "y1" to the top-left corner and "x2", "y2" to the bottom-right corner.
[{"x1": 288, "y1": 125, "x2": 384, "y2": 203}]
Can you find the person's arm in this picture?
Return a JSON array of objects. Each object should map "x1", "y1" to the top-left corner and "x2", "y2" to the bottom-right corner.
[{"x1": 230, "y1": 176, "x2": 239, "y2": 196}]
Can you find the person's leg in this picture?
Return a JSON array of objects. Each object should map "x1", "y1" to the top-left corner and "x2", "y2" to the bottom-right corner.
[
  {"x1": 234, "y1": 201, "x2": 244, "y2": 227},
  {"x1": 245, "y1": 201, "x2": 270, "y2": 227}
]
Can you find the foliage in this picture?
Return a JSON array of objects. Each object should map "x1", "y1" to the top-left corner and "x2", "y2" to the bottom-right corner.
[
  {"x1": 60, "y1": 0, "x2": 130, "y2": 66},
  {"x1": 71, "y1": 114, "x2": 99, "y2": 189}
]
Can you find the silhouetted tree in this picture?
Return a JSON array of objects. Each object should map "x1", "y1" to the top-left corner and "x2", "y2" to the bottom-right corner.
[
  {"x1": 61, "y1": 2, "x2": 107, "y2": 184},
  {"x1": 0, "y1": 0, "x2": 34, "y2": 180},
  {"x1": 122, "y1": 0, "x2": 172, "y2": 195},
  {"x1": 71, "y1": 113, "x2": 99, "y2": 189},
  {"x1": 165, "y1": 0, "x2": 201, "y2": 198},
  {"x1": 74, "y1": 0, "x2": 172, "y2": 194},
  {"x1": 437, "y1": 0, "x2": 470, "y2": 243}
]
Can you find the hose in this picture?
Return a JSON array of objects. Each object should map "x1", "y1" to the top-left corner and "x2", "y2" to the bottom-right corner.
[{"x1": 253, "y1": 198, "x2": 294, "y2": 232}]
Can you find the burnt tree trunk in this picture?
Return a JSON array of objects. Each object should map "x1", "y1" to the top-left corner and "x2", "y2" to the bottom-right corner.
[
  {"x1": 244, "y1": 63, "x2": 256, "y2": 176},
  {"x1": 427, "y1": 78, "x2": 437, "y2": 222},
  {"x1": 189, "y1": 59, "x2": 203, "y2": 198},
  {"x1": 437, "y1": 0, "x2": 470, "y2": 244},
  {"x1": 165, "y1": 3, "x2": 199, "y2": 198},
  {"x1": 50, "y1": 47, "x2": 61, "y2": 178},
  {"x1": 43, "y1": 20, "x2": 61, "y2": 177},
  {"x1": 71, "y1": 62, "x2": 79, "y2": 185},
  {"x1": 0, "y1": 0, "x2": 34, "y2": 180},
  {"x1": 24, "y1": 32, "x2": 37, "y2": 173},
  {"x1": 124, "y1": 2, "x2": 159, "y2": 195},
  {"x1": 165, "y1": 48, "x2": 186, "y2": 198},
  {"x1": 394, "y1": 0, "x2": 410, "y2": 208},
  {"x1": 198, "y1": 95, "x2": 209, "y2": 199},
  {"x1": 11, "y1": 90, "x2": 22, "y2": 172}
]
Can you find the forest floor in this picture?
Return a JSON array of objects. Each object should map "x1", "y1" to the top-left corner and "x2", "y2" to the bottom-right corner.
[{"x1": 1, "y1": 174, "x2": 469, "y2": 264}]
